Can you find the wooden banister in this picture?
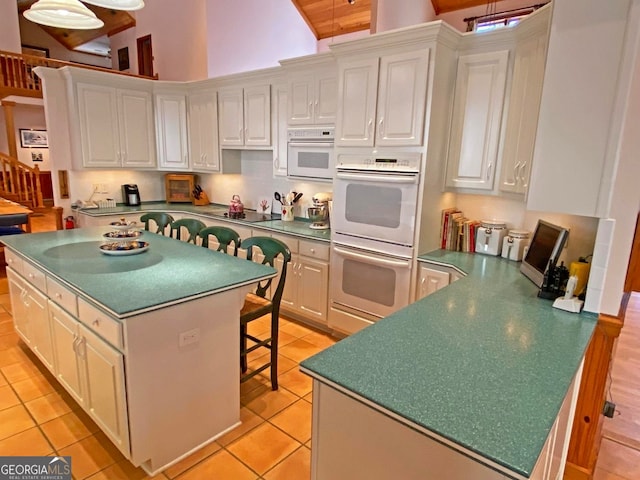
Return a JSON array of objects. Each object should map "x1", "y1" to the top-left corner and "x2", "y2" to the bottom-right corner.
[
  {"x1": 0, "y1": 152, "x2": 44, "y2": 209},
  {"x1": 0, "y1": 50, "x2": 156, "y2": 99}
]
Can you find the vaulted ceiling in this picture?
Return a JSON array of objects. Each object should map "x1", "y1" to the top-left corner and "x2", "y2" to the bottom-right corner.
[
  {"x1": 16, "y1": 0, "x2": 508, "y2": 52},
  {"x1": 291, "y1": 0, "x2": 510, "y2": 39}
]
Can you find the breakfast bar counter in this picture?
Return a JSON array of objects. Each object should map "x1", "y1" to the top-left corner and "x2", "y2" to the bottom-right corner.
[
  {"x1": 2, "y1": 227, "x2": 276, "y2": 475},
  {"x1": 300, "y1": 251, "x2": 597, "y2": 479}
]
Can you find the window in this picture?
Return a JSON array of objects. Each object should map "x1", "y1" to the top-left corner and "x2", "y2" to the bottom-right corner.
[{"x1": 465, "y1": 2, "x2": 549, "y2": 33}]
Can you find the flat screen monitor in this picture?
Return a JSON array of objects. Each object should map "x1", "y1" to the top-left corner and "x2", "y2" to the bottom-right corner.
[{"x1": 520, "y1": 219, "x2": 569, "y2": 287}]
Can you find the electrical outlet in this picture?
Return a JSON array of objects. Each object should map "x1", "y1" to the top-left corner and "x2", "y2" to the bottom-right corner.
[
  {"x1": 603, "y1": 400, "x2": 616, "y2": 418},
  {"x1": 178, "y1": 328, "x2": 200, "y2": 347}
]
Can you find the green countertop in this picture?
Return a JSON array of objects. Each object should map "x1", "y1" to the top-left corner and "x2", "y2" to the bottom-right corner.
[
  {"x1": 300, "y1": 250, "x2": 597, "y2": 478},
  {"x1": 74, "y1": 202, "x2": 331, "y2": 243},
  {"x1": 2, "y1": 227, "x2": 276, "y2": 319}
]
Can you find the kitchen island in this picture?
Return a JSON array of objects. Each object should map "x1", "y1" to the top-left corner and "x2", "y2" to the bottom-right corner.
[
  {"x1": 2, "y1": 227, "x2": 276, "y2": 475},
  {"x1": 300, "y1": 251, "x2": 597, "y2": 480}
]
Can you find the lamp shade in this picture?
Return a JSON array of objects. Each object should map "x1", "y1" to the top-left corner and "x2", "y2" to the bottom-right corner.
[
  {"x1": 82, "y1": 0, "x2": 145, "y2": 11},
  {"x1": 23, "y1": 0, "x2": 104, "y2": 29}
]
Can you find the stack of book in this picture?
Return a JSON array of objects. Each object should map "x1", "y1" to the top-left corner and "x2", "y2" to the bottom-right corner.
[{"x1": 440, "y1": 208, "x2": 481, "y2": 253}]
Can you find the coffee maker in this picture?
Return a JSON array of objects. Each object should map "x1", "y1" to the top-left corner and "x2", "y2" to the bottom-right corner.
[
  {"x1": 122, "y1": 184, "x2": 141, "y2": 206},
  {"x1": 307, "y1": 192, "x2": 332, "y2": 230}
]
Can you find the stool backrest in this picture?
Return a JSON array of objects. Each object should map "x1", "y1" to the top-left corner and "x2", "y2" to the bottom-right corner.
[
  {"x1": 198, "y1": 226, "x2": 241, "y2": 255},
  {"x1": 170, "y1": 218, "x2": 206, "y2": 244},
  {"x1": 140, "y1": 212, "x2": 174, "y2": 235}
]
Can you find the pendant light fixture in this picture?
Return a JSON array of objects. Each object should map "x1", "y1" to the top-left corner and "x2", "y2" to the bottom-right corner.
[
  {"x1": 82, "y1": 0, "x2": 145, "y2": 11},
  {"x1": 23, "y1": 0, "x2": 104, "y2": 29}
]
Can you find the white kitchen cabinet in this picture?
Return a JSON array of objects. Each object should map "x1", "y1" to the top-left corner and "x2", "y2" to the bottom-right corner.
[
  {"x1": 7, "y1": 267, "x2": 54, "y2": 371},
  {"x1": 155, "y1": 92, "x2": 189, "y2": 171},
  {"x1": 415, "y1": 261, "x2": 465, "y2": 302},
  {"x1": 49, "y1": 301, "x2": 129, "y2": 456},
  {"x1": 416, "y1": 265, "x2": 450, "y2": 300},
  {"x1": 445, "y1": 50, "x2": 509, "y2": 191},
  {"x1": 272, "y1": 81, "x2": 289, "y2": 176},
  {"x1": 527, "y1": 0, "x2": 631, "y2": 217},
  {"x1": 499, "y1": 13, "x2": 549, "y2": 196},
  {"x1": 77, "y1": 83, "x2": 156, "y2": 169},
  {"x1": 336, "y1": 49, "x2": 430, "y2": 147},
  {"x1": 289, "y1": 70, "x2": 337, "y2": 126},
  {"x1": 188, "y1": 90, "x2": 220, "y2": 172},
  {"x1": 271, "y1": 234, "x2": 330, "y2": 325},
  {"x1": 218, "y1": 85, "x2": 271, "y2": 147}
]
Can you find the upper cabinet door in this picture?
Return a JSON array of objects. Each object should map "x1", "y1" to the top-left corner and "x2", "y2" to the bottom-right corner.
[
  {"x1": 244, "y1": 84, "x2": 271, "y2": 146},
  {"x1": 77, "y1": 83, "x2": 121, "y2": 168},
  {"x1": 376, "y1": 49, "x2": 430, "y2": 147},
  {"x1": 445, "y1": 50, "x2": 509, "y2": 191},
  {"x1": 117, "y1": 89, "x2": 156, "y2": 169},
  {"x1": 189, "y1": 91, "x2": 220, "y2": 172},
  {"x1": 314, "y1": 73, "x2": 338, "y2": 125},
  {"x1": 155, "y1": 93, "x2": 189, "y2": 170},
  {"x1": 336, "y1": 57, "x2": 380, "y2": 147},
  {"x1": 218, "y1": 87, "x2": 244, "y2": 146},
  {"x1": 289, "y1": 76, "x2": 315, "y2": 125},
  {"x1": 499, "y1": 35, "x2": 547, "y2": 196}
]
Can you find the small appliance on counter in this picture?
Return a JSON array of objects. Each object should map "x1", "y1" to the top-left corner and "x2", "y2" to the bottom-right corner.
[
  {"x1": 501, "y1": 230, "x2": 530, "y2": 261},
  {"x1": 227, "y1": 195, "x2": 245, "y2": 219},
  {"x1": 308, "y1": 192, "x2": 332, "y2": 230},
  {"x1": 122, "y1": 184, "x2": 141, "y2": 206},
  {"x1": 475, "y1": 220, "x2": 508, "y2": 256}
]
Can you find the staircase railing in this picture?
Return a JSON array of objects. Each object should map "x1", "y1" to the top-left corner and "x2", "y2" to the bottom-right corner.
[
  {"x1": 0, "y1": 50, "x2": 156, "y2": 99},
  {"x1": 0, "y1": 153, "x2": 44, "y2": 209}
]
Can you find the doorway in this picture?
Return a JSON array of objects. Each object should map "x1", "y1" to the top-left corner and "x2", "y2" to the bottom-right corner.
[{"x1": 137, "y1": 34, "x2": 154, "y2": 78}]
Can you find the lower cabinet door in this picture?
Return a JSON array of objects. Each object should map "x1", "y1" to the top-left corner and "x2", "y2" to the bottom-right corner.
[
  {"x1": 7, "y1": 270, "x2": 29, "y2": 345},
  {"x1": 80, "y1": 324, "x2": 130, "y2": 456},
  {"x1": 27, "y1": 285, "x2": 54, "y2": 372},
  {"x1": 298, "y1": 257, "x2": 329, "y2": 323},
  {"x1": 49, "y1": 302, "x2": 85, "y2": 407}
]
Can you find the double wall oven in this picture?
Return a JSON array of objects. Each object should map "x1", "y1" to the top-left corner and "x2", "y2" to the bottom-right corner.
[{"x1": 329, "y1": 149, "x2": 422, "y2": 334}]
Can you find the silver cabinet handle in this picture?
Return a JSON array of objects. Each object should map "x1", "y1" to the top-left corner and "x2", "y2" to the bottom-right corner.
[
  {"x1": 486, "y1": 162, "x2": 493, "y2": 181},
  {"x1": 513, "y1": 162, "x2": 521, "y2": 185},
  {"x1": 378, "y1": 117, "x2": 384, "y2": 138},
  {"x1": 518, "y1": 161, "x2": 527, "y2": 183},
  {"x1": 92, "y1": 318, "x2": 100, "y2": 327},
  {"x1": 367, "y1": 118, "x2": 373, "y2": 137}
]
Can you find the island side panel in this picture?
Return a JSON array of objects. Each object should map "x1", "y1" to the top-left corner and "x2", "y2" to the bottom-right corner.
[
  {"x1": 311, "y1": 380, "x2": 509, "y2": 480},
  {"x1": 123, "y1": 289, "x2": 245, "y2": 472}
]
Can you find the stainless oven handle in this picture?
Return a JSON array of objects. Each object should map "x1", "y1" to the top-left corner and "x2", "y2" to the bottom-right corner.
[
  {"x1": 333, "y1": 246, "x2": 412, "y2": 268},
  {"x1": 335, "y1": 171, "x2": 418, "y2": 184}
]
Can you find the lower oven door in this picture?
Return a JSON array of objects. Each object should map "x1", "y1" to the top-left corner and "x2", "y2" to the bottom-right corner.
[
  {"x1": 330, "y1": 243, "x2": 412, "y2": 321},
  {"x1": 332, "y1": 169, "x2": 419, "y2": 247}
]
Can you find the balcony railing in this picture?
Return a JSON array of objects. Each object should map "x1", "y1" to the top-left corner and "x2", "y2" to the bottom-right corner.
[
  {"x1": 0, "y1": 152, "x2": 44, "y2": 209},
  {"x1": 0, "y1": 50, "x2": 155, "y2": 99}
]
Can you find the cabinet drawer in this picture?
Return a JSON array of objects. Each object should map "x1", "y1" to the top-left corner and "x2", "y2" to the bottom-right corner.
[
  {"x1": 23, "y1": 261, "x2": 46, "y2": 292},
  {"x1": 46, "y1": 277, "x2": 78, "y2": 317},
  {"x1": 4, "y1": 249, "x2": 24, "y2": 275},
  {"x1": 78, "y1": 298, "x2": 123, "y2": 350},
  {"x1": 271, "y1": 233, "x2": 299, "y2": 253},
  {"x1": 299, "y1": 240, "x2": 329, "y2": 261}
]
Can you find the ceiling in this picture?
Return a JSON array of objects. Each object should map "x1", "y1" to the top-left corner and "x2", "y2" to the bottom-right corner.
[
  {"x1": 291, "y1": 0, "x2": 510, "y2": 40},
  {"x1": 17, "y1": 0, "x2": 135, "y2": 52},
  {"x1": 16, "y1": 0, "x2": 509, "y2": 52}
]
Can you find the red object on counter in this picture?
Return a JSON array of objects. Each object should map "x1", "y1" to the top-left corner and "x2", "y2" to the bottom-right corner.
[{"x1": 64, "y1": 216, "x2": 76, "y2": 229}]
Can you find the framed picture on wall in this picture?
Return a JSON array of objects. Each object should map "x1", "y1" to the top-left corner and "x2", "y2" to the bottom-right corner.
[
  {"x1": 19, "y1": 129, "x2": 48, "y2": 148},
  {"x1": 21, "y1": 44, "x2": 50, "y2": 58},
  {"x1": 118, "y1": 47, "x2": 130, "y2": 71}
]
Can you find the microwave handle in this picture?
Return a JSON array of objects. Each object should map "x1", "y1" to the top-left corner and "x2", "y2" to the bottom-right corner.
[
  {"x1": 335, "y1": 171, "x2": 418, "y2": 184},
  {"x1": 333, "y1": 246, "x2": 411, "y2": 268}
]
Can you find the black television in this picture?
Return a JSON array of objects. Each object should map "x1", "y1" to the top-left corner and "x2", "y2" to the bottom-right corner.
[{"x1": 520, "y1": 219, "x2": 570, "y2": 288}]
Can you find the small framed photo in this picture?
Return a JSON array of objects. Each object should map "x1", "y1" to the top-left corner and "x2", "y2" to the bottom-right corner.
[
  {"x1": 118, "y1": 47, "x2": 130, "y2": 71},
  {"x1": 19, "y1": 129, "x2": 48, "y2": 148},
  {"x1": 257, "y1": 197, "x2": 272, "y2": 214},
  {"x1": 31, "y1": 152, "x2": 43, "y2": 162}
]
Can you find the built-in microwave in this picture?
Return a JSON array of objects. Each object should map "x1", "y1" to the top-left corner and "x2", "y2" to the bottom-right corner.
[{"x1": 287, "y1": 127, "x2": 334, "y2": 181}]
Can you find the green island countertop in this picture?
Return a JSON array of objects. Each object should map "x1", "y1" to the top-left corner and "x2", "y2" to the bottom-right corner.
[
  {"x1": 1, "y1": 227, "x2": 276, "y2": 319},
  {"x1": 74, "y1": 202, "x2": 331, "y2": 243},
  {"x1": 300, "y1": 250, "x2": 597, "y2": 478}
]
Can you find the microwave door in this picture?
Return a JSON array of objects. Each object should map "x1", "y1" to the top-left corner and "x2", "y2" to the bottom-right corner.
[{"x1": 287, "y1": 142, "x2": 334, "y2": 180}]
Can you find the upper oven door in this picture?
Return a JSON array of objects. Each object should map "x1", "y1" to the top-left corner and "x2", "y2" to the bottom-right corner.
[
  {"x1": 287, "y1": 142, "x2": 334, "y2": 180},
  {"x1": 333, "y1": 169, "x2": 419, "y2": 247}
]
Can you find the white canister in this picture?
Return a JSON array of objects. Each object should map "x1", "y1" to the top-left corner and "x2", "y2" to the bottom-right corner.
[
  {"x1": 281, "y1": 204, "x2": 294, "y2": 221},
  {"x1": 501, "y1": 230, "x2": 530, "y2": 261},
  {"x1": 475, "y1": 220, "x2": 508, "y2": 256}
]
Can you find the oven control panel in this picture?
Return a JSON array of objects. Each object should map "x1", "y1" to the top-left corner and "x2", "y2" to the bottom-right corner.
[{"x1": 335, "y1": 151, "x2": 421, "y2": 172}]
